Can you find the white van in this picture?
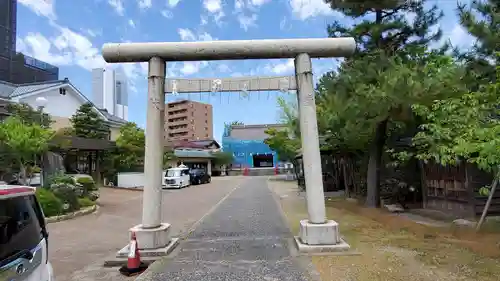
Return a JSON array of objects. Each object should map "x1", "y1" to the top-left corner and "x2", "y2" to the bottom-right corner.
[
  {"x1": 0, "y1": 185, "x2": 55, "y2": 281},
  {"x1": 163, "y1": 166, "x2": 191, "y2": 189}
]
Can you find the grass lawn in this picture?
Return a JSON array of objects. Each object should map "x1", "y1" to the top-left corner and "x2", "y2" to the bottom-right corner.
[{"x1": 268, "y1": 180, "x2": 500, "y2": 281}]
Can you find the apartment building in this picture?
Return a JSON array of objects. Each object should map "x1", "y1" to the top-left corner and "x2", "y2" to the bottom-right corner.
[{"x1": 164, "y1": 100, "x2": 213, "y2": 141}]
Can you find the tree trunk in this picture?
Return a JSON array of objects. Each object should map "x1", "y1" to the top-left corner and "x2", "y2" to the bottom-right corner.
[
  {"x1": 365, "y1": 118, "x2": 388, "y2": 208},
  {"x1": 476, "y1": 170, "x2": 500, "y2": 231}
]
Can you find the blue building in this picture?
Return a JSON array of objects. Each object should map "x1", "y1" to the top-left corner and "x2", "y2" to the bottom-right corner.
[{"x1": 222, "y1": 124, "x2": 287, "y2": 168}]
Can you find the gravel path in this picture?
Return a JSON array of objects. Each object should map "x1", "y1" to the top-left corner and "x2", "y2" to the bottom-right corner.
[{"x1": 139, "y1": 177, "x2": 311, "y2": 281}]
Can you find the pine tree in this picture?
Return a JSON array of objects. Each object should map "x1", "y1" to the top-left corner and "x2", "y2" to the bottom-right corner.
[
  {"x1": 322, "y1": 0, "x2": 445, "y2": 207},
  {"x1": 70, "y1": 103, "x2": 110, "y2": 139},
  {"x1": 457, "y1": 0, "x2": 499, "y2": 83}
]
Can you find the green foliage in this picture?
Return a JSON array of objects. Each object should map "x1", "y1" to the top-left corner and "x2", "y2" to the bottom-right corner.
[
  {"x1": 102, "y1": 122, "x2": 177, "y2": 173},
  {"x1": 264, "y1": 128, "x2": 300, "y2": 163},
  {"x1": 212, "y1": 151, "x2": 234, "y2": 165},
  {"x1": 77, "y1": 197, "x2": 96, "y2": 208},
  {"x1": 76, "y1": 177, "x2": 97, "y2": 198},
  {"x1": 114, "y1": 122, "x2": 146, "y2": 170},
  {"x1": 456, "y1": 0, "x2": 499, "y2": 82},
  {"x1": 325, "y1": 0, "x2": 444, "y2": 56},
  {"x1": 52, "y1": 187, "x2": 80, "y2": 212},
  {"x1": 0, "y1": 116, "x2": 54, "y2": 184},
  {"x1": 163, "y1": 149, "x2": 177, "y2": 169},
  {"x1": 6, "y1": 102, "x2": 52, "y2": 129},
  {"x1": 70, "y1": 103, "x2": 110, "y2": 139},
  {"x1": 409, "y1": 64, "x2": 500, "y2": 175},
  {"x1": 45, "y1": 172, "x2": 74, "y2": 187},
  {"x1": 36, "y1": 188, "x2": 63, "y2": 217}
]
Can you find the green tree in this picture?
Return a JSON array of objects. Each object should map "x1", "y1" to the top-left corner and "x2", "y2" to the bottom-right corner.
[
  {"x1": 317, "y1": 50, "x2": 466, "y2": 206},
  {"x1": 103, "y1": 122, "x2": 177, "y2": 173},
  {"x1": 408, "y1": 62, "x2": 499, "y2": 229},
  {"x1": 70, "y1": 103, "x2": 109, "y2": 139},
  {"x1": 163, "y1": 149, "x2": 177, "y2": 169},
  {"x1": 457, "y1": 0, "x2": 499, "y2": 83},
  {"x1": 211, "y1": 151, "x2": 234, "y2": 166},
  {"x1": 321, "y1": 0, "x2": 445, "y2": 207},
  {"x1": 6, "y1": 102, "x2": 52, "y2": 128},
  {"x1": 114, "y1": 122, "x2": 146, "y2": 171},
  {"x1": 0, "y1": 117, "x2": 54, "y2": 184},
  {"x1": 264, "y1": 128, "x2": 300, "y2": 165}
]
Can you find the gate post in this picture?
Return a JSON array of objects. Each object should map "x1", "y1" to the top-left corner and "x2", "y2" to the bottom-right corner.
[
  {"x1": 127, "y1": 57, "x2": 174, "y2": 251},
  {"x1": 294, "y1": 53, "x2": 349, "y2": 250}
]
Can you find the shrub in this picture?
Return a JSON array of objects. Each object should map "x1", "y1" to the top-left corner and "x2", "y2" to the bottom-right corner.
[
  {"x1": 52, "y1": 185, "x2": 80, "y2": 212},
  {"x1": 76, "y1": 177, "x2": 97, "y2": 194},
  {"x1": 77, "y1": 197, "x2": 95, "y2": 208},
  {"x1": 46, "y1": 172, "x2": 74, "y2": 187},
  {"x1": 36, "y1": 188, "x2": 63, "y2": 217}
]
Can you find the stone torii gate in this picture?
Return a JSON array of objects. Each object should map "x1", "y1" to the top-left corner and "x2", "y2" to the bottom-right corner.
[{"x1": 102, "y1": 37, "x2": 356, "y2": 255}]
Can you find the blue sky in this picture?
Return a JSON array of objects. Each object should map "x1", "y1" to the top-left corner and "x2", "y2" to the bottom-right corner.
[{"x1": 16, "y1": 0, "x2": 473, "y2": 142}]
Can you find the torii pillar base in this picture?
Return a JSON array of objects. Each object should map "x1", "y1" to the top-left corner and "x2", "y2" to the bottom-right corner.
[{"x1": 294, "y1": 220, "x2": 350, "y2": 254}]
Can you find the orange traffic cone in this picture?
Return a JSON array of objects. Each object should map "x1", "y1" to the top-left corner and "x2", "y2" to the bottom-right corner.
[{"x1": 119, "y1": 232, "x2": 148, "y2": 276}]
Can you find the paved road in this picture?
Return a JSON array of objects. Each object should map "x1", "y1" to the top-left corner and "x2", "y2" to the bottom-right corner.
[
  {"x1": 48, "y1": 177, "x2": 243, "y2": 281},
  {"x1": 138, "y1": 177, "x2": 311, "y2": 281}
]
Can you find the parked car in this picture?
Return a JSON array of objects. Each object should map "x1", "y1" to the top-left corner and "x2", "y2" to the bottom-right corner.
[
  {"x1": 0, "y1": 185, "x2": 55, "y2": 281},
  {"x1": 189, "y1": 169, "x2": 211, "y2": 185},
  {"x1": 163, "y1": 166, "x2": 191, "y2": 189}
]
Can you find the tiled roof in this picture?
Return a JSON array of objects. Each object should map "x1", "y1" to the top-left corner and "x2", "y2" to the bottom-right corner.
[
  {"x1": 99, "y1": 109, "x2": 127, "y2": 125},
  {"x1": 0, "y1": 81, "x2": 17, "y2": 98},
  {"x1": 8, "y1": 80, "x2": 66, "y2": 98},
  {"x1": 190, "y1": 139, "x2": 221, "y2": 148},
  {"x1": 174, "y1": 149, "x2": 215, "y2": 158}
]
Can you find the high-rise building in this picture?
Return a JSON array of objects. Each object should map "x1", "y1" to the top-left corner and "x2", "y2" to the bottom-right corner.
[
  {"x1": 164, "y1": 100, "x2": 213, "y2": 142},
  {"x1": 0, "y1": 0, "x2": 59, "y2": 84},
  {"x1": 92, "y1": 67, "x2": 129, "y2": 121}
]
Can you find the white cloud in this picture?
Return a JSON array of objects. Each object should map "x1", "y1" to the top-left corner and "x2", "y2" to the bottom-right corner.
[
  {"x1": 203, "y1": 0, "x2": 222, "y2": 13},
  {"x1": 128, "y1": 19, "x2": 136, "y2": 28},
  {"x1": 18, "y1": 0, "x2": 57, "y2": 20},
  {"x1": 18, "y1": 33, "x2": 71, "y2": 65},
  {"x1": 180, "y1": 61, "x2": 208, "y2": 75},
  {"x1": 203, "y1": 0, "x2": 225, "y2": 23},
  {"x1": 200, "y1": 16, "x2": 208, "y2": 25},
  {"x1": 83, "y1": 29, "x2": 102, "y2": 38},
  {"x1": 288, "y1": 0, "x2": 340, "y2": 20},
  {"x1": 250, "y1": 0, "x2": 271, "y2": 6},
  {"x1": 280, "y1": 17, "x2": 291, "y2": 30},
  {"x1": 266, "y1": 59, "x2": 295, "y2": 74},
  {"x1": 447, "y1": 24, "x2": 474, "y2": 49},
  {"x1": 218, "y1": 64, "x2": 231, "y2": 73},
  {"x1": 161, "y1": 10, "x2": 173, "y2": 18},
  {"x1": 168, "y1": 0, "x2": 181, "y2": 7},
  {"x1": 233, "y1": 0, "x2": 272, "y2": 30},
  {"x1": 108, "y1": 0, "x2": 125, "y2": 15},
  {"x1": 138, "y1": 0, "x2": 152, "y2": 9},
  {"x1": 178, "y1": 28, "x2": 215, "y2": 41},
  {"x1": 199, "y1": 32, "x2": 214, "y2": 41},
  {"x1": 178, "y1": 28, "x2": 196, "y2": 41},
  {"x1": 18, "y1": 27, "x2": 106, "y2": 71},
  {"x1": 237, "y1": 14, "x2": 258, "y2": 31}
]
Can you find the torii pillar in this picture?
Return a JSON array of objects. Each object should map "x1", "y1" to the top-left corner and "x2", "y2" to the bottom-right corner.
[{"x1": 102, "y1": 37, "x2": 356, "y2": 254}]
